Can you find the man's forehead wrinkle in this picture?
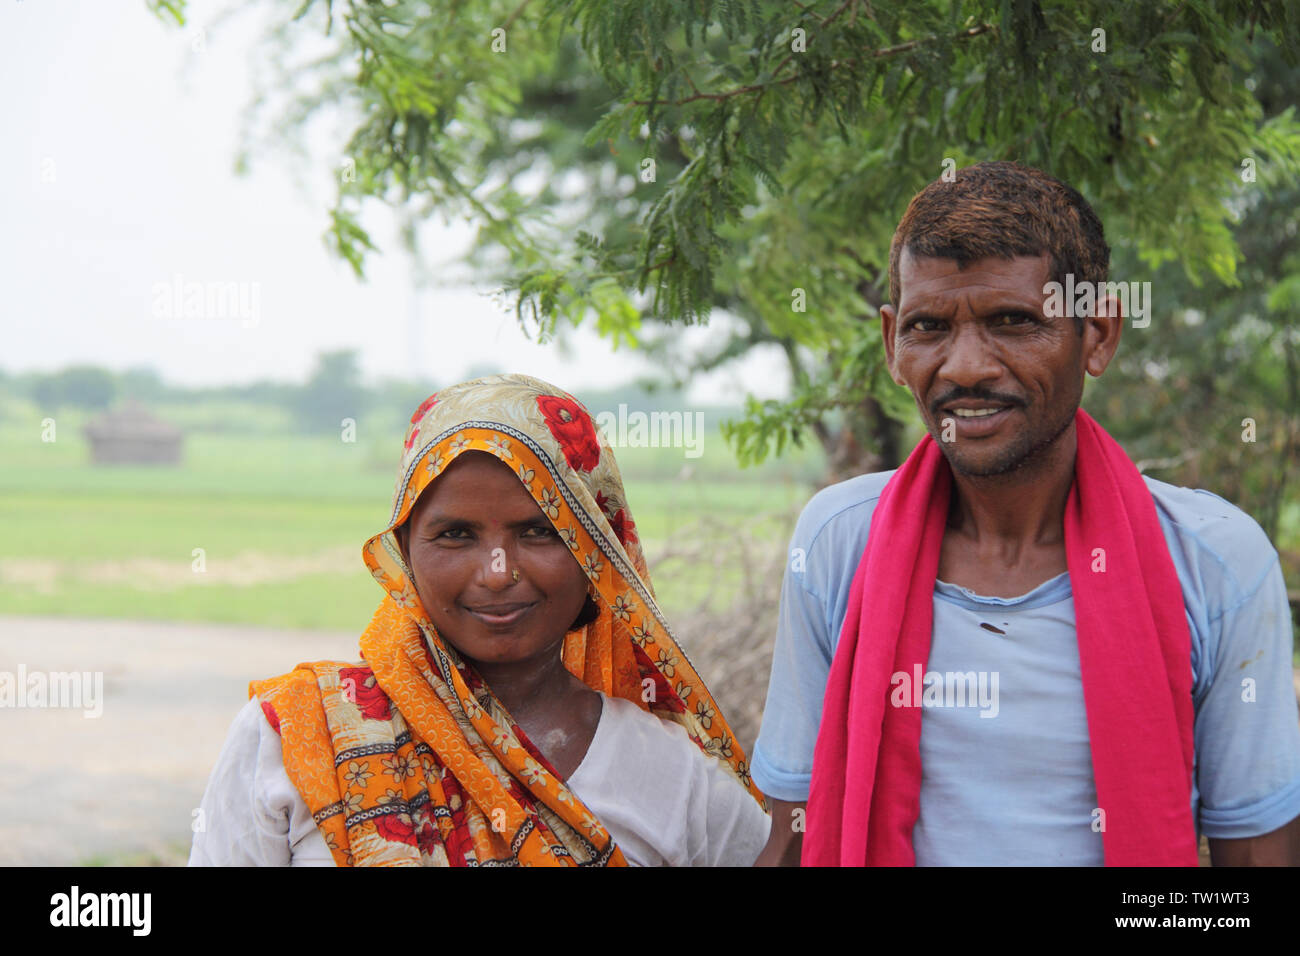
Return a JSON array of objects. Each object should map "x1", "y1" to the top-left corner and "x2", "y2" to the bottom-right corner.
[
  {"x1": 900, "y1": 282, "x2": 1043, "y2": 319},
  {"x1": 898, "y1": 290, "x2": 959, "y2": 319},
  {"x1": 898, "y1": 254, "x2": 1051, "y2": 317}
]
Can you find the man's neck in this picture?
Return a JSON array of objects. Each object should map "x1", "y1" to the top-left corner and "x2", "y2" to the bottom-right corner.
[{"x1": 946, "y1": 421, "x2": 1077, "y2": 557}]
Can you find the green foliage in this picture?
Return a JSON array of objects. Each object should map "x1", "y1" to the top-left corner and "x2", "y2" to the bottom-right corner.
[
  {"x1": 31, "y1": 365, "x2": 117, "y2": 412},
  {"x1": 150, "y1": 0, "x2": 1300, "y2": 486},
  {"x1": 146, "y1": 0, "x2": 187, "y2": 26},
  {"x1": 290, "y1": 349, "x2": 369, "y2": 434},
  {"x1": 1084, "y1": 38, "x2": 1300, "y2": 547}
]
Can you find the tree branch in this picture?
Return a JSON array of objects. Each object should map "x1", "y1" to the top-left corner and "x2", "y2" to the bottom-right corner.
[
  {"x1": 629, "y1": 23, "x2": 995, "y2": 107},
  {"x1": 502, "y1": 0, "x2": 533, "y2": 31}
]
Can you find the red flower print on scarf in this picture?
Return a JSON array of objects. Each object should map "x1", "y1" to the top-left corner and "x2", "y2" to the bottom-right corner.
[
  {"x1": 374, "y1": 812, "x2": 418, "y2": 846},
  {"x1": 259, "y1": 700, "x2": 281, "y2": 735},
  {"x1": 633, "y1": 644, "x2": 685, "y2": 713},
  {"x1": 338, "y1": 666, "x2": 393, "y2": 722},
  {"x1": 595, "y1": 490, "x2": 637, "y2": 546},
  {"x1": 414, "y1": 811, "x2": 442, "y2": 859},
  {"x1": 439, "y1": 774, "x2": 474, "y2": 866},
  {"x1": 537, "y1": 394, "x2": 600, "y2": 472},
  {"x1": 608, "y1": 508, "x2": 637, "y2": 546},
  {"x1": 410, "y1": 393, "x2": 439, "y2": 424},
  {"x1": 404, "y1": 393, "x2": 438, "y2": 452}
]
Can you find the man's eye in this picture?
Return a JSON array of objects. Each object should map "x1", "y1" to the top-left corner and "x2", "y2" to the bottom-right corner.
[
  {"x1": 908, "y1": 318, "x2": 943, "y2": 332},
  {"x1": 993, "y1": 313, "x2": 1033, "y2": 326}
]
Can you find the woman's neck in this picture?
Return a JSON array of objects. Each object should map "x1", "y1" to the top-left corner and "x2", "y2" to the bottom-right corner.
[
  {"x1": 472, "y1": 648, "x2": 581, "y2": 723},
  {"x1": 472, "y1": 647, "x2": 602, "y2": 780}
]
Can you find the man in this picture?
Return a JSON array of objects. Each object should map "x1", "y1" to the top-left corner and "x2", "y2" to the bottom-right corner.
[{"x1": 752, "y1": 161, "x2": 1300, "y2": 866}]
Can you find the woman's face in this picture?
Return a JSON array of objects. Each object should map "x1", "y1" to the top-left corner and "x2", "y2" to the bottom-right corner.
[{"x1": 397, "y1": 451, "x2": 590, "y2": 668}]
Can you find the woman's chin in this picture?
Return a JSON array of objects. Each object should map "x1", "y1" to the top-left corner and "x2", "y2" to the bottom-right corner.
[{"x1": 445, "y1": 630, "x2": 566, "y2": 669}]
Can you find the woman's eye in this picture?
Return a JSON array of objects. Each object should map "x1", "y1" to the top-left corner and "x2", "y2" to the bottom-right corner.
[
  {"x1": 435, "y1": 528, "x2": 470, "y2": 540},
  {"x1": 523, "y1": 525, "x2": 558, "y2": 539}
]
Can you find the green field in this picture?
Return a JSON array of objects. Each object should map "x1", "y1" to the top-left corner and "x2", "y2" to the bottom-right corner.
[
  {"x1": 0, "y1": 405, "x2": 822, "y2": 631},
  {"x1": 4, "y1": 400, "x2": 1295, "y2": 656}
]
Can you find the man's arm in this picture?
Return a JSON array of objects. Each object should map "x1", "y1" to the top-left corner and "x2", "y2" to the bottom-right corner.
[
  {"x1": 749, "y1": 483, "x2": 880, "y2": 866},
  {"x1": 1186, "y1": 519, "x2": 1300, "y2": 860},
  {"x1": 1208, "y1": 814, "x2": 1300, "y2": 866},
  {"x1": 754, "y1": 799, "x2": 806, "y2": 866}
]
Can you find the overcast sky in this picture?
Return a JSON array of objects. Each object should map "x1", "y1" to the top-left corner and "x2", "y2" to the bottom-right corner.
[{"x1": 1, "y1": 0, "x2": 789, "y2": 404}]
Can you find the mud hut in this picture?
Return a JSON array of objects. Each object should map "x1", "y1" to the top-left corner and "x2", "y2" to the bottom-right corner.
[{"x1": 83, "y1": 401, "x2": 183, "y2": 465}]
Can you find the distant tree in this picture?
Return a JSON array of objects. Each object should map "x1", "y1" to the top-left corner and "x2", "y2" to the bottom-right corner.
[
  {"x1": 119, "y1": 366, "x2": 168, "y2": 402},
  {"x1": 371, "y1": 376, "x2": 442, "y2": 429},
  {"x1": 291, "y1": 349, "x2": 368, "y2": 434},
  {"x1": 31, "y1": 365, "x2": 117, "y2": 411},
  {"x1": 462, "y1": 362, "x2": 507, "y2": 382}
]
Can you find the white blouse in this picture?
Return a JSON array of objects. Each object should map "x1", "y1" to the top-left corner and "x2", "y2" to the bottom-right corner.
[{"x1": 189, "y1": 692, "x2": 770, "y2": 867}]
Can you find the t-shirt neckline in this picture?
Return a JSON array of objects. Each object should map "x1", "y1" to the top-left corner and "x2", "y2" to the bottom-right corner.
[{"x1": 933, "y1": 570, "x2": 1072, "y2": 610}]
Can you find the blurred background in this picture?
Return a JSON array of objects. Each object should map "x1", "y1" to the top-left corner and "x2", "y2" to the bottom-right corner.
[{"x1": 2, "y1": 0, "x2": 1297, "y2": 865}]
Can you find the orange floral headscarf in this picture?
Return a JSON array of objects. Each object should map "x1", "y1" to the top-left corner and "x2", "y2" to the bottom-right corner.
[{"x1": 251, "y1": 373, "x2": 766, "y2": 866}]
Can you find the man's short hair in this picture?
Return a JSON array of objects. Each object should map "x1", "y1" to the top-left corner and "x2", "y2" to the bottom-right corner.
[{"x1": 887, "y1": 161, "x2": 1110, "y2": 332}]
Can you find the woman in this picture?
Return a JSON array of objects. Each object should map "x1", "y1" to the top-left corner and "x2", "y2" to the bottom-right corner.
[{"x1": 190, "y1": 373, "x2": 769, "y2": 866}]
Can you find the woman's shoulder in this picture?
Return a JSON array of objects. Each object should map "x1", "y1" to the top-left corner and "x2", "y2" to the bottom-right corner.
[
  {"x1": 189, "y1": 695, "x2": 336, "y2": 866},
  {"x1": 250, "y1": 658, "x2": 367, "y2": 691},
  {"x1": 594, "y1": 695, "x2": 752, "y2": 795},
  {"x1": 574, "y1": 694, "x2": 770, "y2": 865},
  {"x1": 249, "y1": 658, "x2": 369, "y2": 730},
  {"x1": 597, "y1": 693, "x2": 700, "y2": 748}
]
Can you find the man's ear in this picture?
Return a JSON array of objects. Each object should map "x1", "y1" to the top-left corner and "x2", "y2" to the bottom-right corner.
[
  {"x1": 880, "y1": 303, "x2": 905, "y2": 386},
  {"x1": 1084, "y1": 294, "x2": 1123, "y2": 378}
]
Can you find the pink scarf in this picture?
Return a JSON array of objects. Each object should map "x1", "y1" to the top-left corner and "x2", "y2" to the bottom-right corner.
[{"x1": 803, "y1": 409, "x2": 1198, "y2": 866}]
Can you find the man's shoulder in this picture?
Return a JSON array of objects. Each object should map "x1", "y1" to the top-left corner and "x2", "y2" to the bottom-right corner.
[
  {"x1": 789, "y1": 469, "x2": 1279, "y2": 599},
  {"x1": 795, "y1": 469, "x2": 896, "y2": 540},
  {"x1": 1142, "y1": 475, "x2": 1279, "y2": 599},
  {"x1": 783, "y1": 471, "x2": 897, "y2": 595},
  {"x1": 1142, "y1": 475, "x2": 1275, "y2": 556}
]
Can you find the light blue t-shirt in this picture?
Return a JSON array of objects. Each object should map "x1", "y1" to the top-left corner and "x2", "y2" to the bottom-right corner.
[{"x1": 752, "y1": 470, "x2": 1300, "y2": 865}]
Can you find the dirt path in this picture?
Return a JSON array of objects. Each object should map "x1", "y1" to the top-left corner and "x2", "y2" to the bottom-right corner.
[
  {"x1": 0, "y1": 615, "x2": 359, "y2": 866},
  {"x1": 2, "y1": 615, "x2": 1298, "y2": 866}
]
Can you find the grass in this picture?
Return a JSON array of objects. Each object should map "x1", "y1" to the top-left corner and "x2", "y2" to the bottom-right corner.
[
  {"x1": 0, "y1": 409, "x2": 821, "y2": 629},
  {"x1": 79, "y1": 841, "x2": 192, "y2": 867}
]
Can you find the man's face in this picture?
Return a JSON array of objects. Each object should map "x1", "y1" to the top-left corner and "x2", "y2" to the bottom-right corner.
[{"x1": 881, "y1": 251, "x2": 1106, "y2": 478}]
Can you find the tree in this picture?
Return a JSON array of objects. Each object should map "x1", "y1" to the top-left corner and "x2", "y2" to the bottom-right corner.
[
  {"x1": 1091, "y1": 38, "x2": 1300, "y2": 546},
  {"x1": 149, "y1": 0, "x2": 1300, "y2": 484},
  {"x1": 31, "y1": 365, "x2": 117, "y2": 411},
  {"x1": 291, "y1": 349, "x2": 368, "y2": 434}
]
